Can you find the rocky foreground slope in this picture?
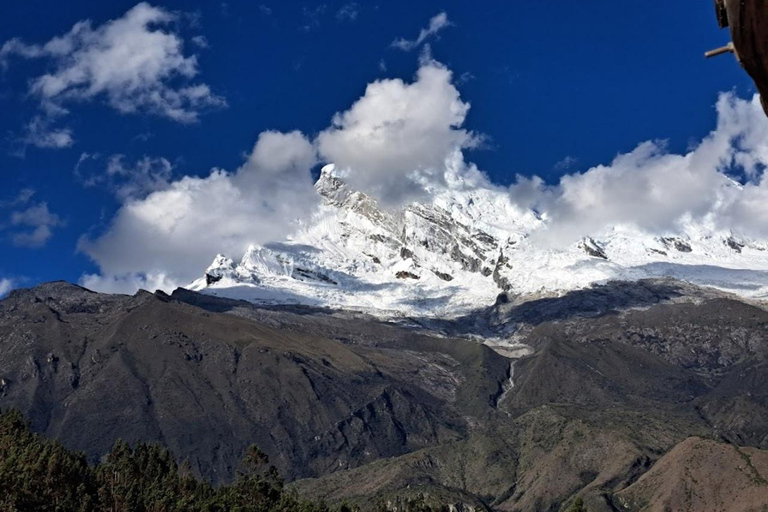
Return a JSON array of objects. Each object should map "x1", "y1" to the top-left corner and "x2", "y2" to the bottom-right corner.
[
  {"x1": 2, "y1": 279, "x2": 768, "y2": 511},
  {"x1": 190, "y1": 165, "x2": 768, "y2": 317}
]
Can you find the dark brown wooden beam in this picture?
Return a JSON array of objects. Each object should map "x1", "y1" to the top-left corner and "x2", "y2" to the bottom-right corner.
[{"x1": 722, "y1": 0, "x2": 768, "y2": 115}]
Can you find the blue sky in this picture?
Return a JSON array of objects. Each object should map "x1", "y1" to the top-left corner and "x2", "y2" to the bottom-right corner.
[{"x1": 0, "y1": 0, "x2": 760, "y2": 293}]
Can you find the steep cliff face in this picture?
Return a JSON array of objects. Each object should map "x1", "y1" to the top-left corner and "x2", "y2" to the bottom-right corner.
[{"x1": 190, "y1": 165, "x2": 768, "y2": 317}]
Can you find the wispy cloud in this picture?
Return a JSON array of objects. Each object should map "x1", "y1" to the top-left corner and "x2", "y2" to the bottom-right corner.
[
  {"x1": 336, "y1": 3, "x2": 359, "y2": 22},
  {"x1": 76, "y1": 153, "x2": 174, "y2": 200},
  {"x1": 12, "y1": 116, "x2": 74, "y2": 156},
  {"x1": 9, "y1": 203, "x2": 64, "y2": 249},
  {"x1": 191, "y1": 35, "x2": 209, "y2": 49},
  {"x1": 456, "y1": 71, "x2": 475, "y2": 85},
  {"x1": 0, "y1": 189, "x2": 64, "y2": 249},
  {"x1": 554, "y1": 156, "x2": 578, "y2": 171},
  {"x1": 0, "y1": 278, "x2": 15, "y2": 297},
  {"x1": 0, "y1": 189, "x2": 36, "y2": 208},
  {"x1": 301, "y1": 4, "x2": 327, "y2": 31},
  {"x1": 392, "y1": 12, "x2": 452, "y2": 51}
]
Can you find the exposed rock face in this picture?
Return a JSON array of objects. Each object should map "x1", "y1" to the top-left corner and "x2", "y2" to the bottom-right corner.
[
  {"x1": 580, "y1": 237, "x2": 608, "y2": 259},
  {"x1": 726, "y1": 236, "x2": 746, "y2": 253},
  {"x1": 432, "y1": 270, "x2": 454, "y2": 282},
  {"x1": 661, "y1": 236, "x2": 693, "y2": 253}
]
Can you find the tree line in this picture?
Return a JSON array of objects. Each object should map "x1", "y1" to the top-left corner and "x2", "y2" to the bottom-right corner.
[{"x1": 0, "y1": 410, "x2": 447, "y2": 512}]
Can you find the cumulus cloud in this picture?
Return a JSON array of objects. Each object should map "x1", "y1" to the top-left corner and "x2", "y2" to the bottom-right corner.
[
  {"x1": 79, "y1": 130, "x2": 318, "y2": 292},
  {"x1": 317, "y1": 58, "x2": 482, "y2": 205},
  {"x1": 9, "y1": 203, "x2": 65, "y2": 249},
  {"x1": 511, "y1": 93, "x2": 768, "y2": 245},
  {"x1": 79, "y1": 58, "x2": 482, "y2": 292},
  {"x1": 0, "y1": 2, "x2": 225, "y2": 137},
  {"x1": 78, "y1": 56, "x2": 768, "y2": 296},
  {"x1": 392, "y1": 12, "x2": 452, "y2": 51}
]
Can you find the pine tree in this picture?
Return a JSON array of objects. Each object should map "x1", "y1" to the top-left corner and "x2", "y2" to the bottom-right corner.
[{"x1": 567, "y1": 496, "x2": 588, "y2": 512}]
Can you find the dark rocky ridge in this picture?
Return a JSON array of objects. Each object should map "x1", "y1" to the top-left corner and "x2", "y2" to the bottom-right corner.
[{"x1": 2, "y1": 279, "x2": 768, "y2": 510}]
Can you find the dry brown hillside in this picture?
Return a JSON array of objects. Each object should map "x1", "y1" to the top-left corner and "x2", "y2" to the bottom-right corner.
[{"x1": 616, "y1": 437, "x2": 768, "y2": 512}]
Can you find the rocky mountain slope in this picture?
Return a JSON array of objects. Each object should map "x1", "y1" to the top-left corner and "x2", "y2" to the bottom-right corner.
[
  {"x1": 3, "y1": 279, "x2": 768, "y2": 510},
  {"x1": 0, "y1": 282, "x2": 508, "y2": 485},
  {"x1": 189, "y1": 165, "x2": 768, "y2": 317},
  {"x1": 615, "y1": 437, "x2": 768, "y2": 512}
]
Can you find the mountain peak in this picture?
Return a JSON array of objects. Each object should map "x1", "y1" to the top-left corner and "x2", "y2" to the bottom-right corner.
[
  {"x1": 189, "y1": 170, "x2": 768, "y2": 317},
  {"x1": 315, "y1": 163, "x2": 350, "y2": 205}
]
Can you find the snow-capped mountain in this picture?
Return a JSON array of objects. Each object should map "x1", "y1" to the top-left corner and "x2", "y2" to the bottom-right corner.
[{"x1": 188, "y1": 165, "x2": 768, "y2": 317}]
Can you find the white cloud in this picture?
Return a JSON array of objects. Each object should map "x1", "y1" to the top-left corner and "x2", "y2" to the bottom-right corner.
[
  {"x1": 80, "y1": 59, "x2": 482, "y2": 292},
  {"x1": 78, "y1": 57, "x2": 768, "y2": 296},
  {"x1": 79, "y1": 130, "x2": 318, "y2": 292},
  {"x1": 1, "y1": 2, "x2": 225, "y2": 129},
  {"x1": 9, "y1": 203, "x2": 64, "y2": 249},
  {"x1": 0, "y1": 189, "x2": 36, "y2": 208},
  {"x1": 0, "y1": 278, "x2": 14, "y2": 297},
  {"x1": 20, "y1": 116, "x2": 74, "y2": 150},
  {"x1": 80, "y1": 271, "x2": 177, "y2": 295},
  {"x1": 456, "y1": 71, "x2": 475, "y2": 85},
  {"x1": 554, "y1": 155, "x2": 578, "y2": 171},
  {"x1": 392, "y1": 12, "x2": 452, "y2": 51},
  {"x1": 511, "y1": 93, "x2": 768, "y2": 245},
  {"x1": 0, "y1": 39, "x2": 44, "y2": 64},
  {"x1": 317, "y1": 58, "x2": 482, "y2": 205},
  {"x1": 191, "y1": 35, "x2": 209, "y2": 49}
]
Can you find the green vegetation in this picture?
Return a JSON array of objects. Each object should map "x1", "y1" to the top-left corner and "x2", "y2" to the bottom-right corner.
[
  {"x1": 735, "y1": 446, "x2": 768, "y2": 487},
  {"x1": 0, "y1": 410, "x2": 448, "y2": 512},
  {"x1": 565, "y1": 497, "x2": 587, "y2": 512}
]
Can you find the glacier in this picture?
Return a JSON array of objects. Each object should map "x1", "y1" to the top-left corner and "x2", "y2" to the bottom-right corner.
[{"x1": 188, "y1": 164, "x2": 768, "y2": 317}]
